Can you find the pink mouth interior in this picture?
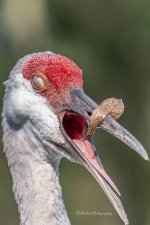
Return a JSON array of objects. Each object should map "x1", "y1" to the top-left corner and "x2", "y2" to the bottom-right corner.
[
  {"x1": 63, "y1": 111, "x2": 96, "y2": 159},
  {"x1": 62, "y1": 111, "x2": 120, "y2": 195},
  {"x1": 62, "y1": 111, "x2": 87, "y2": 140}
]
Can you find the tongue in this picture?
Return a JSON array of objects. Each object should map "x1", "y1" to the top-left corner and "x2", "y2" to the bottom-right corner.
[{"x1": 74, "y1": 138, "x2": 120, "y2": 196}]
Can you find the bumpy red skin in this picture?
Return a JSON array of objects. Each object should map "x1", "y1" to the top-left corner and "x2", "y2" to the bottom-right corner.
[{"x1": 23, "y1": 54, "x2": 83, "y2": 112}]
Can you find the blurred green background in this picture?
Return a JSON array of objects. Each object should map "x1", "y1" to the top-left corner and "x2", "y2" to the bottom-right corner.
[{"x1": 0, "y1": 0, "x2": 150, "y2": 225}]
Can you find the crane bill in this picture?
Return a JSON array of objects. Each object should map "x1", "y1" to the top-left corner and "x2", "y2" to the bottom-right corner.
[
  {"x1": 61, "y1": 121, "x2": 128, "y2": 224},
  {"x1": 73, "y1": 138, "x2": 121, "y2": 196},
  {"x1": 74, "y1": 139, "x2": 129, "y2": 225},
  {"x1": 61, "y1": 88, "x2": 148, "y2": 225},
  {"x1": 100, "y1": 115, "x2": 149, "y2": 160},
  {"x1": 60, "y1": 118, "x2": 120, "y2": 196},
  {"x1": 83, "y1": 150, "x2": 129, "y2": 225},
  {"x1": 71, "y1": 88, "x2": 149, "y2": 161},
  {"x1": 96, "y1": 173, "x2": 129, "y2": 225},
  {"x1": 74, "y1": 140, "x2": 129, "y2": 225}
]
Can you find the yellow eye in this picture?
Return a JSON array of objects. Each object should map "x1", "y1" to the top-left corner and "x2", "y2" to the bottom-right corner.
[{"x1": 31, "y1": 74, "x2": 47, "y2": 92}]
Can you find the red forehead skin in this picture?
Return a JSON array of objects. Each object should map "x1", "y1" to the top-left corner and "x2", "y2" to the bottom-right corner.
[
  {"x1": 23, "y1": 54, "x2": 83, "y2": 90},
  {"x1": 22, "y1": 53, "x2": 83, "y2": 112}
]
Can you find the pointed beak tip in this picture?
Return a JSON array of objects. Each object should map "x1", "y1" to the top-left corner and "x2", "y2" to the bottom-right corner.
[{"x1": 142, "y1": 151, "x2": 149, "y2": 161}]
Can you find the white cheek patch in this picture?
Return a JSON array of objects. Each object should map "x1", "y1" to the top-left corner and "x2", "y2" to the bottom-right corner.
[
  {"x1": 4, "y1": 73, "x2": 66, "y2": 146},
  {"x1": 5, "y1": 89, "x2": 31, "y2": 126},
  {"x1": 4, "y1": 74, "x2": 34, "y2": 125},
  {"x1": 29, "y1": 102, "x2": 65, "y2": 146}
]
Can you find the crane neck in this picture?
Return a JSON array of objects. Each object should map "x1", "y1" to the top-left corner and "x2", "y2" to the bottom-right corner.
[{"x1": 3, "y1": 122, "x2": 71, "y2": 225}]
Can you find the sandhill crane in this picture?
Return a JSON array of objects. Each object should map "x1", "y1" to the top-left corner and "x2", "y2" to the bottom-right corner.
[{"x1": 2, "y1": 51, "x2": 148, "y2": 225}]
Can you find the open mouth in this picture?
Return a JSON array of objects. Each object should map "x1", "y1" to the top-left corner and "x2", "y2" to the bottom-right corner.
[
  {"x1": 61, "y1": 109, "x2": 130, "y2": 225},
  {"x1": 61, "y1": 110, "x2": 120, "y2": 194},
  {"x1": 62, "y1": 111, "x2": 97, "y2": 159},
  {"x1": 62, "y1": 111, "x2": 87, "y2": 141}
]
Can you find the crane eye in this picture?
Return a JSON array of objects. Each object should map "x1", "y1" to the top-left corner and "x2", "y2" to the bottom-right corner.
[{"x1": 31, "y1": 74, "x2": 47, "y2": 92}]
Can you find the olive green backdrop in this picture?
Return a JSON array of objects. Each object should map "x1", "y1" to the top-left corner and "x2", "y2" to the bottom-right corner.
[{"x1": 0, "y1": 0, "x2": 150, "y2": 225}]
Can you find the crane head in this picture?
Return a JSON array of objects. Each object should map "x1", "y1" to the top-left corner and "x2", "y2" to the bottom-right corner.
[
  {"x1": 3, "y1": 51, "x2": 148, "y2": 225},
  {"x1": 22, "y1": 53, "x2": 83, "y2": 111}
]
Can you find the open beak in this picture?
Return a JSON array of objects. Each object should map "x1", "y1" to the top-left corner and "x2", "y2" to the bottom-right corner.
[{"x1": 60, "y1": 88, "x2": 149, "y2": 225}]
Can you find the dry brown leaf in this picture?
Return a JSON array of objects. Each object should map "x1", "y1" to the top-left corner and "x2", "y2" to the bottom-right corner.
[{"x1": 88, "y1": 98, "x2": 124, "y2": 135}]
